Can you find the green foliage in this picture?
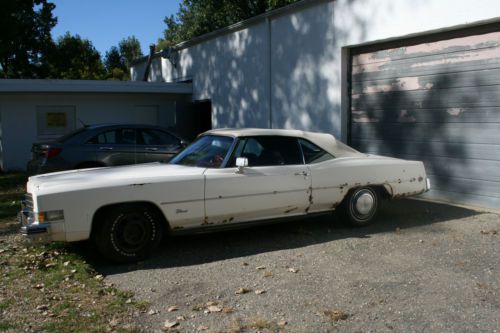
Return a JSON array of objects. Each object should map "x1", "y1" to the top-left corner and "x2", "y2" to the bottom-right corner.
[
  {"x1": 47, "y1": 32, "x2": 105, "y2": 80},
  {"x1": 118, "y1": 36, "x2": 143, "y2": 69},
  {"x1": 103, "y1": 37, "x2": 143, "y2": 80},
  {"x1": 160, "y1": 0, "x2": 299, "y2": 47},
  {"x1": 0, "y1": 0, "x2": 57, "y2": 78}
]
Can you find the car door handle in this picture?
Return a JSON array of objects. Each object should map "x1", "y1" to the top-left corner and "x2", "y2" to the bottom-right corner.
[
  {"x1": 294, "y1": 171, "x2": 309, "y2": 176},
  {"x1": 145, "y1": 147, "x2": 158, "y2": 151},
  {"x1": 99, "y1": 147, "x2": 113, "y2": 150}
]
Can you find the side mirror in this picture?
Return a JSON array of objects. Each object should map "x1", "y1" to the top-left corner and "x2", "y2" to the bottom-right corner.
[{"x1": 235, "y1": 157, "x2": 248, "y2": 173}]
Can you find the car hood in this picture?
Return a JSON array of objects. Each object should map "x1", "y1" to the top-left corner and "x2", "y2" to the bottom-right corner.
[{"x1": 27, "y1": 163, "x2": 206, "y2": 195}]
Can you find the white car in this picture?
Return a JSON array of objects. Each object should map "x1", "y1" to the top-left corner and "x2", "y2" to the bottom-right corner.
[{"x1": 20, "y1": 129, "x2": 430, "y2": 262}]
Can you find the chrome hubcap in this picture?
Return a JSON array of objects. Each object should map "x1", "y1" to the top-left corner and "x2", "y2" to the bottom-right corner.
[{"x1": 355, "y1": 192, "x2": 375, "y2": 216}]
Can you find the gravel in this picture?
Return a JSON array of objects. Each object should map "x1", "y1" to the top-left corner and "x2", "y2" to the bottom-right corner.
[{"x1": 98, "y1": 199, "x2": 500, "y2": 332}]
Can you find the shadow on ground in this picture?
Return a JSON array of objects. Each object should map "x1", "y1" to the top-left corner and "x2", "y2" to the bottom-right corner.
[{"x1": 88, "y1": 198, "x2": 480, "y2": 275}]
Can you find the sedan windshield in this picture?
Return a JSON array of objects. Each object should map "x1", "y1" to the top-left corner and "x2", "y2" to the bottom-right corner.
[{"x1": 170, "y1": 135, "x2": 234, "y2": 168}]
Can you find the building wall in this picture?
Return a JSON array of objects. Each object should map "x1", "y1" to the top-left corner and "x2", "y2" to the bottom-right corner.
[
  {"x1": 0, "y1": 93, "x2": 178, "y2": 170},
  {"x1": 131, "y1": 0, "x2": 500, "y2": 139}
]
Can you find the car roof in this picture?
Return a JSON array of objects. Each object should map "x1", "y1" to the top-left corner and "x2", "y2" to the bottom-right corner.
[{"x1": 203, "y1": 128, "x2": 361, "y2": 157}]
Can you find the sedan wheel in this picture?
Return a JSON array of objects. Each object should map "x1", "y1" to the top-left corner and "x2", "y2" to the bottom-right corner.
[
  {"x1": 95, "y1": 205, "x2": 163, "y2": 263},
  {"x1": 341, "y1": 187, "x2": 379, "y2": 226}
]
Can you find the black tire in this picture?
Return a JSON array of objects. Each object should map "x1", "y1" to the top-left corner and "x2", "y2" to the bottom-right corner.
[
  {"x1": 94, "y1": 204, "x2": 163, "y2": 263},
  {"x1": 340, "y1": 187, "x2": 379, "y2": 227}
]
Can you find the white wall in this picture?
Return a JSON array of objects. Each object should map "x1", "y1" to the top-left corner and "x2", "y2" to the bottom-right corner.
[
  {"x1": 132, "y1": 0, "x2": 500, "y2": 137},
  {"x1": 0, "y1": 93, "x2": 178, "y2": 170}
]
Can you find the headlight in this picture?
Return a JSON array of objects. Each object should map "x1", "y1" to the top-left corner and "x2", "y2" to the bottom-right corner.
[{"x1": 37, "y1": 210, "x2": 64, "y2": 222}]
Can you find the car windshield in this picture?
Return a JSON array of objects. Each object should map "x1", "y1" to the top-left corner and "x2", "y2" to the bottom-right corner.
[{"x1": 169, "y1": 135, "x2": 234, "y2": 168}]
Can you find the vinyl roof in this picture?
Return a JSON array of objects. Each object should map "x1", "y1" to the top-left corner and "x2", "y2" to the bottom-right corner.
[{"x1": 204, "y1": 128, "x2": 361, "y2": 157}]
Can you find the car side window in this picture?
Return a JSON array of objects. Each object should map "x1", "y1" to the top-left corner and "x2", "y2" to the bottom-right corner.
[
  {"x1": 231, "y1": 136, "x2": 303, "y2": 167},
  {"x1": 87, "y1": 129, "x2": 137, "y2": 145},
  {"x1": 140, "y1": 129, "x2": 180, "y2": 146},
  {"x1": 87, "y1": 130, "x2": 117, "y2": 144},
  {"x1": 299, "y1": 139, "x2": 334, "y2": 164}
]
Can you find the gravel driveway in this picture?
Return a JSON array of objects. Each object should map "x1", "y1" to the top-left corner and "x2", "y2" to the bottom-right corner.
[{"x1": 98, "y1": 199, "x2": 500, "y2": 332}]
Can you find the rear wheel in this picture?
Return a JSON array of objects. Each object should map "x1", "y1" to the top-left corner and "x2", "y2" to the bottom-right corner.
[
  {"x1": 94, "y1": 205, "x2": 163, "y2": 263},
  {"x1": 340, "y1": 187, "x2": 379, "y2": 227}
]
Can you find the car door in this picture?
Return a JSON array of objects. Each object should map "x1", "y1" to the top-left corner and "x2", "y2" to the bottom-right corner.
[
  {"x1": 137, "y1": 128, "x2": 183, "y2": 163},
  {"x1": 90, "y1": 128, "x2": 141, "y2": 166},
  {"x1": 204, "y1": 136, "x2": 311, "y2": 225}
]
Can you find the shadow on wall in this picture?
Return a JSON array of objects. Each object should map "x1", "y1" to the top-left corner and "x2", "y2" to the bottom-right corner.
[
  {"x1": 189, "y1": 26, "x2": 270, "y2": 129},
  {"x1": 271, "y1": 0, "x2": 369, "y2": 136}
]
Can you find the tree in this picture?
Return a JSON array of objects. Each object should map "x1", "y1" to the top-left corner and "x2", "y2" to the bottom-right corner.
[
  {"x1": 48, "y1": 33, "x2": 105, "y2": 80},
  {"x1": 0, "y1": 0, "x2": 57, "y2": 78},
  {"x1": 159, "y1": 0, "x2": 299, "y2": 47},
  {"x1": 118, "y1": 36, "x2": 143, "y2": 69}
]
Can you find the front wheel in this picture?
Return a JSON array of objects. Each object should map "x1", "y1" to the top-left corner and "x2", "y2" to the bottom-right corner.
[
  {"x1": 94, "y1": 205, "x2": 163, "y2": 263},
  {"x1": 340, "y1": 187, "x2": 379, "y2": 227}
]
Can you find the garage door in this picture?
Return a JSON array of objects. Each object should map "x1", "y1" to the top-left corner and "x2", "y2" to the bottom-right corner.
[{"x1": 350, "y1": 28, "x2": 500, "y2": 210}]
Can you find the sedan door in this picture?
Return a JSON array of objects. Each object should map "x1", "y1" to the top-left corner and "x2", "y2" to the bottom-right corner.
[
  {"x1": 137, "y1": 128, "x2": 183, "y2": 163},
  {"x1": 204, "y1": 136, "x2": 311, "y2": 225},
  {"x1": 90, "y1": 128, "x2": 142, "y2": 166}
]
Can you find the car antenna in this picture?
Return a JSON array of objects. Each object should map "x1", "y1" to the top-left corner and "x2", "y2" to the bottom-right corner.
[{"x1": 78, "y1": 118, "x2": 89, "y2": 128}]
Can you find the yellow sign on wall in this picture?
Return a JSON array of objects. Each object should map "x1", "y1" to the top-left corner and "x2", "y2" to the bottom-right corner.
[{"x1": 46, "y1": 112, "x2": 67, "y2": 128}]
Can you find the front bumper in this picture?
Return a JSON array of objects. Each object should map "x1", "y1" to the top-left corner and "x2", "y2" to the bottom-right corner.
[{"x1": 18, "y1": 210, "x2": 52, "y2": 243}]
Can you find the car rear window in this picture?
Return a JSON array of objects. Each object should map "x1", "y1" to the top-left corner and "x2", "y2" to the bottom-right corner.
[{"x1": 299, "y1": 139, "x2": 334, "y2": 164}]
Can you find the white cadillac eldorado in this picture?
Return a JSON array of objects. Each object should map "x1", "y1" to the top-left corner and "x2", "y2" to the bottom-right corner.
[{"x1": 20, "y1": 129, "x2": 430, "y2": 262}]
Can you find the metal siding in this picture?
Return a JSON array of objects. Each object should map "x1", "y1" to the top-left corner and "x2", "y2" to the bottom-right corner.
[{"x1": 350, "y1": 29, "x2": 500, "y2": 209}]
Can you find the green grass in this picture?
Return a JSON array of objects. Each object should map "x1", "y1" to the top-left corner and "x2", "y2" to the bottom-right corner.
[
  {"x1": 0, "y1": 172, "x2": 144, "y2": 332},
  {"x1": 0, "y1": 172, "x2": 27, "y2": 223}
]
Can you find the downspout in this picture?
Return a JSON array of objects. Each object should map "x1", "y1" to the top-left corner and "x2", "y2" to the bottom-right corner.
[
  {"x1": 142, "y1": 44, "x2": 156, "y2": 82},
  {"x1": 267, "y1": 17, "x2": 273, "y2": 129}
]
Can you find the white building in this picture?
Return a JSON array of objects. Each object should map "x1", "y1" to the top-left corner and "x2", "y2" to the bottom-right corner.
[
  {"x1": 0, "y1": 79, "x2": 192, "y2": 170},
  {"x1": 131, "y1": 0, "x2": 500, "y2": 210}
]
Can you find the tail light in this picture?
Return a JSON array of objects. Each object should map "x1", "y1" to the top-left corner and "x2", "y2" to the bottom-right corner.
[{"x1": 41, "y1": 147, "x2": 62, "y2": 158}]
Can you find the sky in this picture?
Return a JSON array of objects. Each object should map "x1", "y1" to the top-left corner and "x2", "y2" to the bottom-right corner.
[{"x1": 50, "y1": 0, "x2": 182, "y2": 57}]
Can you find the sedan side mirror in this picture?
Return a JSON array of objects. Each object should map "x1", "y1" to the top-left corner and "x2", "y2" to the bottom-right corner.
[{"x1": 235, "y1": 157, "x2": 248, "y2": 173}]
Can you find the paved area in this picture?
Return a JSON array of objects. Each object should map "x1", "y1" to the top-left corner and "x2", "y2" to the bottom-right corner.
[{"x1": 96, "y1": 199, "x2": 500, "y2": 332}]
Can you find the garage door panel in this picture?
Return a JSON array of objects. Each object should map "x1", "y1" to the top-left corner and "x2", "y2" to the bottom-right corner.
[
  {"x1": 352, "y1": 107, "x2": 500, "y2": 124},
  {"x1": 353, "y1": 43, "x2": 500, "y2": 80},
  {"x1": 352, "y1": 139, "x2": 500, "y2": 161},
  {"x1": 350, "y1": 28, "x2": 500, "y2": 210},
  {"x1": 352, "y1": 85, "x2": 500, "y2": 111},
  {"x1": 351, "y1": 69, "x2": 500, "y2": 95},
  {"x1": 353, "y1": 31, "x2": 500, "y2": 65},
  {"x1": 351, "y1": 123, "x2": 500, "y2": 145}
]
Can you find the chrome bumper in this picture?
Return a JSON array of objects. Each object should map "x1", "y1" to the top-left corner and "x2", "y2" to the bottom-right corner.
[{"x1": 18, "y1": 198, "x2": 51, "y2": 243}]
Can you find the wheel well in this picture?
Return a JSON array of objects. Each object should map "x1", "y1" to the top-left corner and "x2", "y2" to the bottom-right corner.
[
  {"x1": 90, "y1": 201, "x2": 171, "y2": 240},
  {"x1": 342, "y1": 185, "x2": 391, "y2": 202}
]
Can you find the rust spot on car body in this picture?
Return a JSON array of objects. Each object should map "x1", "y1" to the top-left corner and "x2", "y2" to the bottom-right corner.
[
  {"x1": 284, "y1": 207, "x2": 298, "y2": 213},
  {"x1": 418, "y1": 176, "x2": 424, "y2": 182}
]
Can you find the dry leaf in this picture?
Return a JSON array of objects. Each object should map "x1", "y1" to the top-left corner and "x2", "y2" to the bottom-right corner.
[
  {"x1": 324, "y1": 309, "x2": 349, "y2": 321},
  {"x1": 109, "y1": 318, "x2": 119, "y2": 327},
  {"x1": 235, "y1": 287, "x2": 252, "y2": 294},
  {"x1": 242, "y1": 262, "x2": 249, "y2": 266},
  {"x1": 288, "y1": 268, "x2": 299, "y2": 273},
  {"x1": 207, "y1": 305, "x2": 222, "y2": 312},
  {"x1": 255, "y1": 289, "x2": 266, "y2": 295},
  {"x1": 206, "y1": 301, "x2": 218, "y2": 306},
  {"x1": 278, "y1": 320, "x2": 287, "y2": 326},
  {"x1": 95, "y1": 274, "x2": 104, "y2": 280},
  {"x1": 167, "y1": 306, "x2": 178, "y2": 312},
  {"x1": 176, "y1": 315, "x2": 186, "y2": 321},
  {"x1": 63, "y1": 261, "x2": 70, "y2": 266},
  {"x1": 125, "y1": 298, "x2": 132, "y2": 304},
  {"x1": 164, "y1": 320, "x2": 179, "y2": 329},
  {"x1": 256, "y1": 265, "x2": 266, "y2": 270},
  {"x1": 222, "y1": 307, "x2": 234, "y2": 314},
  {"x1": 197, "y1": 325, "x2": 209, "y2": 331},
  {"x1": 36, "y1": 304, "x2": 49, "y2": 311},
  {"x1": 147, "y1": 309, "x2": 159, "y2": 315},
  {"x1": 480, "y1": 229, "x2": 497, "y2": 235}
]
